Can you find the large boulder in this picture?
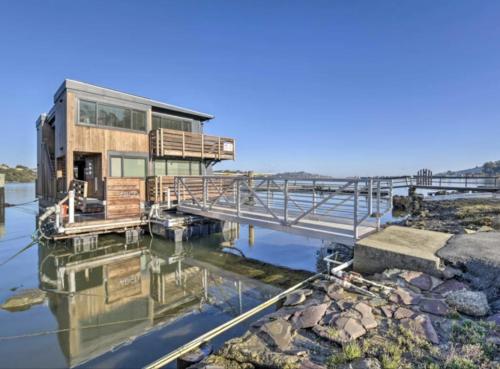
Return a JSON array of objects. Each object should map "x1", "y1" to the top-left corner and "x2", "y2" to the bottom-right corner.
[{"x1": 446, "y1": 290, "x2": 490, "y2": 317}]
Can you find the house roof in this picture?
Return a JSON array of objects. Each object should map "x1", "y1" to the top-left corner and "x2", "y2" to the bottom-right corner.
[{"x1": 54, "y1": 79, "x2": 214, "y2": 121}]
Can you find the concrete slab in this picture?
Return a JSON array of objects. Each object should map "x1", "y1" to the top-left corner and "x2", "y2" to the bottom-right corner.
[{"x1": 354, "y1": 226, "x2": 452, "y2": 277}]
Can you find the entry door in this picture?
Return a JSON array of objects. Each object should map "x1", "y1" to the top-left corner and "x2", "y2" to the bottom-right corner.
[{"x1": 85, "y1": 156, "x2": 102, "y2": 198}]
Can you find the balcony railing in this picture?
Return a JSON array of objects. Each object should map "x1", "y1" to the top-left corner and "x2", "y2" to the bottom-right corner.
[{"x1": 150, "y1": 129, "x2": 235, "y2": 160}]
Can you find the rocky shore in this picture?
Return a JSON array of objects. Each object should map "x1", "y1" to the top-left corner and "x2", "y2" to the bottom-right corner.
[
  {"x1": 394, "y1": 197, "x2": 500, "y2": 235},
  {"x1": 188, "y1": 269, "x2": 499, "y2": 369}
]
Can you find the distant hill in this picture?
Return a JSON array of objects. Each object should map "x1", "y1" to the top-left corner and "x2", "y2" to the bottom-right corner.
[
  {"x1": 213, "y1": 170, "x2": 332, "y2": 179},
  {"x1": 440, "y1": 160, "x2": 500, "y2": 176},
  {"x1": 0, "y1": 164, "x2": 37, "y2": 183}
]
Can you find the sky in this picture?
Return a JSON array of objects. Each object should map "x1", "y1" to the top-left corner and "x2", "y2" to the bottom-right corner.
[{"x1": 0, "y1": 1, "x2": 499, "y2": 177}]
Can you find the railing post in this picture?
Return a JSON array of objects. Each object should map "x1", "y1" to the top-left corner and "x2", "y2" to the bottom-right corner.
[
  {"x1": 312, "y1": 180, "x2": 316, "y2": 215},
  {"x1": 353, "y1": 181, "x2": 358, "y2": 239},
  {"x1": 202, "y1": 177, "x2": 207, "y2": 210},
  {"x1": 389, "y1": 179, "x2": 393, "y2": 211},
  {"x1": 236, "y1": 180, "x2": 241, "y2": 217},
  {"x1": 267, "y1": 180, "x2": 271, "y2": 208},
  {"x1": 284, "y1": 180, "x2": 289, "y2": 225},
  {"x1": 68, "y1": 190, "x2": 75, "y2": 224},
  {"x1": 376, "y1": 180, "x2": 381, "y2": 231},
  {"x1": 167, "y1": 188, "x2": 171, "y2": 209},
  {"x1": 368, "y1": 178, "x2": 373, "y2": 216}
]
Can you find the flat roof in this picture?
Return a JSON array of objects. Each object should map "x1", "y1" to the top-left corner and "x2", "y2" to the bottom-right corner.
[{"x1": 54, "y1": 79, "x2": 214, "y2": 121}]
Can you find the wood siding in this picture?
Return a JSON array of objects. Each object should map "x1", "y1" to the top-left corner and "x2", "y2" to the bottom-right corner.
[{"x1": 105, "y1": 178, "x2": 142, "y2": 220}]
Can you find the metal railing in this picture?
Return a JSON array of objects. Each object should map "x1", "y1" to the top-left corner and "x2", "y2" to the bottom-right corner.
[
  {"x1": 174, "y1": 176, "x2": 393, "y2": 242},
  {"x1": 386, "y1": 175, "x2": 500, "y2": 191}
]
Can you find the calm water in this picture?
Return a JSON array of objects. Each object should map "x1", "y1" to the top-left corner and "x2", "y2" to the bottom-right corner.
[{"x1": 0, "y1": 183, "x2": 327, "y2": 369}]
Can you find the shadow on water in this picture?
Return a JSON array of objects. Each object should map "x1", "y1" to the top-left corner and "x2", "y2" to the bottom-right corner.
[{"x1": 0, "y1": 183, "x2": 326, "y2": 369}]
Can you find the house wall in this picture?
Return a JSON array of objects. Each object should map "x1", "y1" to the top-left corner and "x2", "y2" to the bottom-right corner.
[{"x1": 65, "y1": 90, "x2": 151, "y2": 190}]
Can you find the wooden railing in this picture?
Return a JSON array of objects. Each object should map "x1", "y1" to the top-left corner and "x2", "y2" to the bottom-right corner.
[
  {"x1": 147, "y1": 175, "x2": 236, "y2": 206},
  {"x1": 150, "y1": 129, "x2": 235, "y2": 160}
]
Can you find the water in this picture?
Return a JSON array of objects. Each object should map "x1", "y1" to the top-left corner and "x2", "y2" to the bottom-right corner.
[{"x1": 0, "y1": 183, "x2": 327, "y2": 369}]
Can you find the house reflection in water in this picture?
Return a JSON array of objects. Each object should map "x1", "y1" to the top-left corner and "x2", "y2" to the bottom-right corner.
[{"x1": 38, "y1": 231, "x2": 279, "y2": 368}]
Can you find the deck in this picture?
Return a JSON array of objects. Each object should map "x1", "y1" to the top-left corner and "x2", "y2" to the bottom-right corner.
[{"x1": 150, "y1": 128, "x2": 235, "y2": 160}]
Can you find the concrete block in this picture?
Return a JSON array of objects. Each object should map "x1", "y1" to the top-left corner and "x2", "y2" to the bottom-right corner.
[{"x1": 354, "y1": 226, "x2": 452, "y2": 277}]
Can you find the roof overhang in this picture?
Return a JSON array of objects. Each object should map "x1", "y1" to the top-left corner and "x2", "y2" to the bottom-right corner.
[{"x1": 54, "y1": 79, "x2": 214, "y2": 122}]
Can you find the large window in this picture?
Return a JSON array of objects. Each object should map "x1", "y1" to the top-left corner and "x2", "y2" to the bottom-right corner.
[
  {"x1": 110, "y1": 155, "x2": 147, "y2": 178},
  {"x1": 79, "y1": 99, "x2": 147, "y2": 133},
  {"x1": 79, "y1": 100, "x2": 97, "y2": 125},
  {"x1": 154, "y1": 160, "x2": 201, "y2": 176},
  {"x1": 152, "y1": 114, "x2": 192, "y2": 132}
]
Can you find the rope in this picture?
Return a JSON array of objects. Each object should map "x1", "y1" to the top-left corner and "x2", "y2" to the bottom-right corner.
[{"x1": 0, "y1": 316, "x2": 154, "y2": 341}]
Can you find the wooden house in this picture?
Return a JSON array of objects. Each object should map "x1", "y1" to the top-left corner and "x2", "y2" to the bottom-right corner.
[{"x1": 36, "y1": 80, "x2": 235, "y2": 229}]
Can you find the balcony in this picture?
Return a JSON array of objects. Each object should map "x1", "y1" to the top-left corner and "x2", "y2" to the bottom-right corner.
[{"x1": 150, "y1": 129, "x2": 235, "y2": 160}]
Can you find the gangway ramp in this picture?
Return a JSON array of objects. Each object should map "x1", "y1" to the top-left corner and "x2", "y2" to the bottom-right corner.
[{"x1": 174, "y1": 176, "x2": 393, "y2": 246}]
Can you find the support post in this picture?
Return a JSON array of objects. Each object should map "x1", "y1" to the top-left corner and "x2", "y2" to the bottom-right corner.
[
  {"x1": 368, "y1": 178, "x2": 373, "y2": 216},
  {"x1": 353, "y1": 181, "x2": 359, "y2": 239},
  {"x1": 202, "y1": 177, "x2": 207, "y2": 209},
  {"x1": 312, "y1": 180, "x2": 316, "y2": 215},
  {"x1": 284, "y1": 180, "x2": 289, "y2": 225},
  {"x1": 236, "y1": 181, "x2": 241, "y2": 217},
  {"x1": 167, "y1": 188, "x2": 171, "y2": 209},
  {"x1": 68, "y1": 190, "x2": 75, "y2": 224},
  {"x1": 376, "y1": 180, "x2": 381, "y2": 231}
]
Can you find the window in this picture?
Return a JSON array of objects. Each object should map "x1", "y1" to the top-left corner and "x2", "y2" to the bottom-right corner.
[
  {"x1": 154, "y1": 159, "x2": 201, "y2": 176},
  {"x1": 154, "y1": 160, "x2": 167, "y2": 176},
  {"x1": 132, "y1": 110, "x2": 146, "y2": 131},
  {"x1": 110, "y1": 155, "x2": 147, "y2": 178},
  {"x1": 78, "y1": 99, "x2": 147, "y2": 132},
  {"x1": 152, "y1": 114, "x2": 192, "y2": 132},
  {"x1": 98, "y1": 104, "x2": 131, "y2": 129},
  {"x1": 110, "y1": 157, "x2": 123, "y2": 177},
  {"x1": 79, "y1": 100, "x2": 96, "y2": 125},
  {"x1": 123, "y1": 158, "x2": 146, "y2": 177}
]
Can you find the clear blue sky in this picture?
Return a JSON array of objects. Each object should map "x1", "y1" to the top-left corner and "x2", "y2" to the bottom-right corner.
[{"x1": 1, "y1": 1, "x2": 499, "y2": 176}]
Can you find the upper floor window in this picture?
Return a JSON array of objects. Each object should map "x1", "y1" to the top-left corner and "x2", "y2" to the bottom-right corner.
[
  {"x1": 78, "y1": 99, "x2": 146, "y2": 133},
  {"x1": 152, "y1": 114, "x2": 192, "y2": 132}
]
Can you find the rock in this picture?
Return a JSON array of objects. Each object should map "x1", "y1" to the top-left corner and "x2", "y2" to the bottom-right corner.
[
  {"x1": 487, "y1": 313, "x2": 500, "y2": 326},
  {"x1": 464, "y1": 228, "x2": 477, "y2": 234},
  {"x1": 300, "y1": 359, "x2": 327, "y2": 369},
  {"x1": 354, "y1": 302, "x2": 378, "y2": 329},
  {"x1": 400, "y1": 314, "x2": 439, "y2": 344},
  {"x1": 389, "y1": 287, "x2": 421, "y2": 305},
  {"x1": 339, "y1": 358, "x2": 381, "y2": 369},
  {"x1": 381, "y1": 305, "x2": 394, "y2": 318},
  {"x1": 368, "y1": 298, "x2": 387, "y2": 308},
  {"x1": 293, "y1": 303, "x2": 329, "y2": 329},
  {"x1": 325, "y1": 284, "x2": 345, "y2": 300},
  {"x1": 361, "y1": 316, "x2": 378, "y2": 330},
  {"x1": 419, "y1": 298, "x2": 449, "y2": 316},
  {"x1": 179, "y1": 343, "x2": 213, "y2": 368},
  {"x1": 284, "y1": 289, "x2": 312, "y2": 306},
  {"x1": 260, "y1": 319, "x2": 293, "y2": 350},
  {"x1": 331, "y1": 314, "x2": 367, "y2": 342},
  {"x1": 401, "y1": 271, "x2": 442, "y2": 291},
  {"x1": 0, "y1": 289, "x2": 46, "y2": 311},
  {"x1": 441, "y1": 266, "x2": 462, "y2": 280},
  {"x1": 393, "y1": 307, "x2": 415, "y2": 320},
  {"x1": 491, "y1": 299, "x2": 500, "y2": 313},
  {"x1": 432, "y1": 279, "x2": 469, "y2": 296},
  {"x1": 478, "y1": 226, "x2": 494, "y2": 232},
  {"x1": 446, "y1": 290, "x2": 490, "y2": 317}
]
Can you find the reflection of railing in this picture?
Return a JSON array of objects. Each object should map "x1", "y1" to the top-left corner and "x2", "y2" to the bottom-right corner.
[
  {"x1": 175, "y1": 176, "x2": 393, "y2": 243},
  {"x1": 150, "y1": 129, "x2": 235, "y2": 160}
]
